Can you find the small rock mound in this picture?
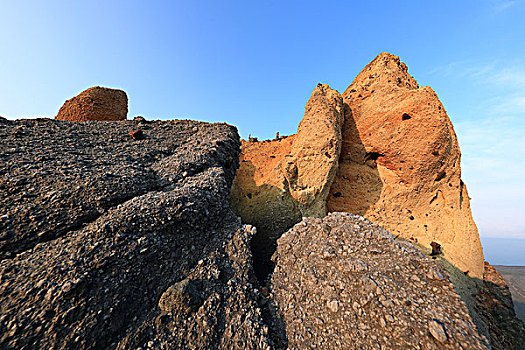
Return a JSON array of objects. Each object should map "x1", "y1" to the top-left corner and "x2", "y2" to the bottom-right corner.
[
  {"x1": 270, "y1": 213, "x2": 489, "y2": 349},
  {"x1": 56, "y1": 86, "x2": 128, "y2": 121}
]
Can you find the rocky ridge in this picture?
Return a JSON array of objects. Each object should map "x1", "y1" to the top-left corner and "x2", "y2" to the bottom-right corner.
[
  {"x1": 1, "y1": 52, "x2": 524, "y2": 349},
  {"x1": 0, "y1": 118, "x2": 275, "y2": 348}
]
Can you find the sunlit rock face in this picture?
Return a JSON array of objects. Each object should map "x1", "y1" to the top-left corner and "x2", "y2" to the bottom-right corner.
[
  {"x1": 230, "y1": 84, "x2": 344, "y2": 279},
  {"x1": 327, "y1": 52, "x2": 484, "y2": 278}
]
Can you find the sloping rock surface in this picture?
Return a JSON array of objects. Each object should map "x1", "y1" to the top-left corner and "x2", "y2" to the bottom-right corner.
[
  {"x1": 56, "y1": 86, "x2": 128, "y2": 121},
  {"x1": 0, "y1": 118, "x2": 273, "y2": 349},
  {"x1": 494, "y1": 265, "x2": 525, "y2": 322},
  {"x1": 476, "y1": 262, "x2": 525, "y2": 349},
  {"x1": 327, "y1": 53, "x2": 485, "y2": 278},
  {"x1": 270, "y1": 213, "x2": 490, "y2": 349}
]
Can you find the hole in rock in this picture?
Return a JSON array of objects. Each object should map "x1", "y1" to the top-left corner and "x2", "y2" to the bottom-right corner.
[
  {"x1": 333, "y1": 192, "x2": 342, "y2": 198},
  {"x1": 435, "y1": 170, "x2": 446, "y2": 182},
  {"x1": 402, "y1": 113, "x2": 412, "y2": 121},
  {"x1": 364, "y1": 152, "x2": 384, "y2": 162}
]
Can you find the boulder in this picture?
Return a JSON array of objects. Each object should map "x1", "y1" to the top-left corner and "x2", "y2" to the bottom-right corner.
[
  {"x1": 56, "y1": 86, "x2": 128, "y2": 121},
  {"x1": 270, "y1": 213, "x2": 490, "y2": 349},
  {"x1": 327, "y1": 52, "x2": 485, "y2": 278}
]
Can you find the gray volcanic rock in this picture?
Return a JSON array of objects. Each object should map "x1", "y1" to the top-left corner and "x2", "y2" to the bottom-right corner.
[
  {"x1": 270, "y1": 213, "x2": 490, "y2": 349},
  {"x1": 118, "y1": 225, "x2": 272, "y2": 349},
  {"x1": 0, "y1": 118, "x2": 238, "y2": 259},
  {"x1": 0, "y1": 118, "x2": 272, "y2": 349}
]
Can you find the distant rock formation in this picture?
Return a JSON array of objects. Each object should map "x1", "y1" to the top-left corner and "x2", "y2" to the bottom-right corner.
[
  {"x1": 327, "y1": 52, "x2": 485, "y2": 279},
  {"x1": 270, "y1": 213, "x2": 490, "y2": 349},
  {"x1": 56, "y1": 86, "x2": 128, "y2": 121},
  {"x1": 230, "y1": 83, "x2": 344, "y2": 279},
  {"x1": 231, "y1": 53, "x2": 484, "y2": 279},
  {"x1": 0, "y1": 118, "x2": 273, "y2": 349}
]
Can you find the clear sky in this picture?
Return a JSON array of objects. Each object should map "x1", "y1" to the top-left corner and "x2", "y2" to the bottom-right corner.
[{"x1": 1, "y1": 1, "x2": 524, "y2": 246}]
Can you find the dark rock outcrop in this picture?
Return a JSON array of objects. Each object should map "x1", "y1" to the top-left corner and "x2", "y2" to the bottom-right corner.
[
  {"x1": 56, "y1": 86, "x2": 128, "y2": 121},
  {"x1": 270, "y1": 213, "x2": 490, "y2": 349},
  {"x1": 0, "y1": 118, "x2": 272, "y2": 348},
  {"x1": 476, "y1": 262, "x2": 525, "y2": 349}
]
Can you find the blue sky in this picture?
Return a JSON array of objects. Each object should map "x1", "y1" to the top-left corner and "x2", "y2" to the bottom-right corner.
[{"x1": 1, "y1": 1, "x2": 524, "y2": 246}]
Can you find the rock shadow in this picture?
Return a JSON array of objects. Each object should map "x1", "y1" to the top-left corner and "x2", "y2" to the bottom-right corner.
[
  {"x1": 327, "y1": 104, "x2": 383, "y2": 217},
  {"x1": 229, "y1": 160, "x2": 302, "y2": 283},
  {"x1": 408, "y1": 240, "x2": 525, "y2": 349}
]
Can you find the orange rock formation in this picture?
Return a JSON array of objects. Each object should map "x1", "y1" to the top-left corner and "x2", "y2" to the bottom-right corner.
[
  {"x1": 56, "y1": 86, "x2": 128, "y2": 122},
  {"x1": 231, "y1": 53, "x2": 485, "y2": 279},
  {"x1": 229, "y1": 84, "x2": 344, "y2": 277},
  {"x1": 327, "y1": 53, "x2": 484, "y2": 278}
]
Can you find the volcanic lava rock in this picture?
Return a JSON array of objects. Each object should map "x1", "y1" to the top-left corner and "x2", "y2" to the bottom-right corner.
[
  {"x1": 270, "y1": 213, "x2": 490, "y2": 349},
  {"x1": 327, "y1": 52, "x2": 485, "y2": 279},
  {"x1": 0, "y1": 118, "x2": 272, "y2": 349},
  {"x1": 56, "y1": 86, "x2": 128, "y2": 121}
]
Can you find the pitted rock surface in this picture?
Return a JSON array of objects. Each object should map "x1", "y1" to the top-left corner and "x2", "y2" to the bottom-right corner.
[
  {"x1": 231, "y1": 53, "x2": 485, "y2": 281},
  {"x1": 118, "y1": 225, "x2": 273, "y2": 350},
  {"x1": 328, "y1": 52, "x2": 485, "y2": 278},
  {"x1": 0, "y1": 118, "x2": 273, "y2": 349},
  {"x1": 56, "y1": 86, "x2": 128, "y2": 121},
  {"x1": 270, "y1": 213, "x2": 490, "y2": 350}
]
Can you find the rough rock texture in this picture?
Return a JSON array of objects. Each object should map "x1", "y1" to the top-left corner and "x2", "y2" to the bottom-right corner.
[
  {"x1": 283, "y1": 83, "x2": 344, "y2": 217},
  {"x1": 494, "y1": 265, "x2": 525, "y2": 322},
  {"x1": 56, "y1": 86, "x2": 128, "y2": 121},
  {"x1": 476, "y1": 262, "x2": 525, "y2": 349},
  {"x1": 0, "y1": 118, "x2": 273, "y2": 348},
  {"x1": 326, "y1": 53, "x2": 485, "y2": 279},
  {"x1": 270, "y1": 213, "x2": 490, "y2": 349},
  {"x1": 117, "y1": 225, "x2": 273, "y2": 350},
  {"x1": 0, "y1": 118, "x2": 234, "y2": 259},
  {"x1": 230, "y1": 84, "x2": 344, "y2": 279}
]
